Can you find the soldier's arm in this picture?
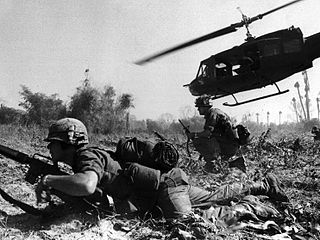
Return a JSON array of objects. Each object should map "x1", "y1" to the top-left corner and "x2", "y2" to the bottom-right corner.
[
  {"x1": 41, "y1": 171, "x2": 99, "y2": 196},
  {"x1": 203, "y1": 109, "x2": 218, "y2": 131},
  {"x1": 190, "y1": 129, "x2": 212, "y2": 139}
]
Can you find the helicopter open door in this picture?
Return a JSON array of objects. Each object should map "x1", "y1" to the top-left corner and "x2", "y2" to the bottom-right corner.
[{"x1": 196, "y1": 57, "x2": 236, "y2": 80}]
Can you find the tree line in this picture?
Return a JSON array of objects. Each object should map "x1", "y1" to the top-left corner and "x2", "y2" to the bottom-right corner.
[
  {"x1": 0, "y1": 80, "x2": 135, "y2": 134},
  {"x1": 1, "y1": 74, "x2": 318, "y2": 136},
  {"x1": 0, "y1": 79, "x2": 206, "y2": 135}
]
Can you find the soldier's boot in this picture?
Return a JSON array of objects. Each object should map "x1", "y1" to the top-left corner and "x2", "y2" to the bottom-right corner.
[
  {"x1": 203, "y1": 160, "x2": 217, "y2": 173},
  {"x1": 203, "y1": 157, "x2": 229, "y2": 174},
  {"x1": 228, "y1": 156, "x2": 246, "y2": 173},
  {"x1": 249, "y1": 173, "x2": 289, "y2": 202},
  {"x1": 202, "y1": 152, "x2": 220, "y2": 173}
]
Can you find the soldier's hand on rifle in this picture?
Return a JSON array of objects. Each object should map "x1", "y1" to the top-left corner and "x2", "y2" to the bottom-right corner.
[
  {"x1": 35, "y1": 175, "x2": 52, "y2": 204},
  {"x1": 186, "y1": 131, "x2": 195, "y2": 140}
]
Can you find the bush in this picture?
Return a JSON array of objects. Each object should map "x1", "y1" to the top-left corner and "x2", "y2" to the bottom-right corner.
[
  {"x1": 19, "y1": 85, "x2": 67, "y2": 125},
  {"x1": 0, "y1": 105, "x2": 25, "y2": 124}
]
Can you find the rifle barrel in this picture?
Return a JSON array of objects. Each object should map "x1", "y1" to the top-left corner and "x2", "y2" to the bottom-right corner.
[
  {"x1": 178, "y1": 119, "x2": 190, "y2": 133},
  {"x1": 154, "y1": 131, "x2": 166, "y2": 141},
  {"x1": 0, "y1": 144, "x2": 30, "y2": 164}
]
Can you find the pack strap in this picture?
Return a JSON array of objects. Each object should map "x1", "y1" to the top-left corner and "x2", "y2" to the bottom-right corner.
[
  {"x1": 0, "y1": 187, "x2": 44, "y2": 216},
  {"x1": 0, "y1": 187, "x2": 113, "y2": 216}
]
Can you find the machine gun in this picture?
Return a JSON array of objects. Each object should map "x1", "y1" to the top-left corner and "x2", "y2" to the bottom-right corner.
[
  {"x1": 178, "y1": 119, "x2": 191, "y2": 157},
  {"x1": 0, "y1": 144, "x2": 110, "y2": 216}
]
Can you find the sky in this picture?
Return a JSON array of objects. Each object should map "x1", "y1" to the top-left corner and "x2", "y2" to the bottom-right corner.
[{"x1": 0, "y1": 0, "x2": 319, "y2": 124}]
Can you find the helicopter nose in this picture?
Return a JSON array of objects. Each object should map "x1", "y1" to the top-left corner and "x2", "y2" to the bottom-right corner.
[{"x1": 189, "y1": 85, "x2": 201, "y2": 96}]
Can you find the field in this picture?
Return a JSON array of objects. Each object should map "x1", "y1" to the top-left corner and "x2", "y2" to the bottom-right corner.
[{"x1": 0, "y1": 124, "x2": 320, "y2": 239}]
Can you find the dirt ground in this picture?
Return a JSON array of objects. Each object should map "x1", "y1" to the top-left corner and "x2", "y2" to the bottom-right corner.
[{"x1": 1, "y1": 130, "x2": 320, "y2": 239}]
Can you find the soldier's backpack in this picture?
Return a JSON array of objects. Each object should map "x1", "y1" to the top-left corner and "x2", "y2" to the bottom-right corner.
[
  {"x1": 114, "y1": 137, "x2": 156, "y2": 168},
  {"x1": 235, "y1": 124, "x2": 251, "y2": 145},
  {"x1": 114, "y1": 137, "x2": 179, "y2": 173},
  {"x1": 213, "y1": 113, "x2": 240, "y2": 141}
]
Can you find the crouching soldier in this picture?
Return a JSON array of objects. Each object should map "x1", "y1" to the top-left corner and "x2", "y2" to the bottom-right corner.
[
  {"x1": 185, "y1": 95, "x2": 247, "y2": 173},
  {"x1": 36, "y1": 118, "x2": 288, "y2": 220},
  {"x1": 311, "y1": 126, "x2": 320, "y2": 141}
]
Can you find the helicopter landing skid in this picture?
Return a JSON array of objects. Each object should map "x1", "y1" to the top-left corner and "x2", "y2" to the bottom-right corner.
[{"x1": 223, "y1": 84, "x2": 289, "y2": 107}]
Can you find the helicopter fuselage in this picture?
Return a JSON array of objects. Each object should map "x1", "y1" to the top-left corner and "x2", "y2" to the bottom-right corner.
[{"x1": 187, "y1": 27, "x2": 320, "y2": 99}]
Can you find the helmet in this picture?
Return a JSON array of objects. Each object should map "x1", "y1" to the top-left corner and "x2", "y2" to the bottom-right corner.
[
  {"x1": 195, "y1": 95, "x2": 212, "y2": 107},
  {"x1": 44, "y1": 118, "x2": 89, "y2": 145},
  {"x1": 153, "y1": 141, "x2": 179, "y2": 172}
]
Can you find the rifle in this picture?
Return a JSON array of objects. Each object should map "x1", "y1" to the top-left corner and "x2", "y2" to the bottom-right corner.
[
  {"x1": 153, "y1": 131, "x2": 166, "y2": 141},
  {"x1": 0, "y1": 144, "x2": 110, "y2": 216},
  {"x1": 0, "y1": 144, "x2": 66, "y2": 184},
  {"x1": 178, "y1": 119, "x2": 191, "y2": 157}
]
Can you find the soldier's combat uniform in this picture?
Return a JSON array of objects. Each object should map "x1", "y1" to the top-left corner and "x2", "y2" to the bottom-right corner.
[
  {"x1": 71, "y1": 147, "x2": 288, "y2": 219},
  {"x1": 189, "y1": 96, "x2": 242, "y2": 172},
  {"x1": 198, "y1": 107, "x2": 239, "y2": 159},
  {"x1": 311, "y1": 126, "x2": 320, "y2": 141}
]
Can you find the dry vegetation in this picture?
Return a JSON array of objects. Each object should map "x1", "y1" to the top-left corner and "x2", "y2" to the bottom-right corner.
[{"x1": 0, "y1": 124, "x2": 320, "y2": 239}]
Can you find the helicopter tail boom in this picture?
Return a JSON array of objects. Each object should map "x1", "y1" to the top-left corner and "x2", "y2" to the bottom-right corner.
[{"x1": 305, "y1": 32, "x2": 320, "y2": 62}]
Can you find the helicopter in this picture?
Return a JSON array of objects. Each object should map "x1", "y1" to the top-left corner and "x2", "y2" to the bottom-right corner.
[{"x1": 135, "y1": 0, "x2": 320, "y2": 106}]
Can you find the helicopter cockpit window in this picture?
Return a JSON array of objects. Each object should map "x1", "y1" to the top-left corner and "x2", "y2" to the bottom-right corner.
[
  {"x1": 283, "y1": 39, "x2": 301, "y2": 53},
  {"x1": 263, "y1": 43, "x2": 280, "y2": 57},
  {"x1": 232, "y1": 65, "x2": 241, "y2": 76},
  {"x1": 198, "y1": 63, "x2": 212, "y2": 78},
  {"x1": 215, "y1": 62, "x2": 231, "y2": 77}
]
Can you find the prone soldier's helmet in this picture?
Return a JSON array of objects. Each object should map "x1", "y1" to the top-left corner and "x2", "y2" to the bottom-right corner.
[
  {"x1": 195, "y1": 95, "x2": 212, "y2": 107},
  {"x1": 153, "y1": 141, "x2": 179, "y2": 172},
  {"x1": 44, "y1": 118, "x2": 89, "y2": 145}
]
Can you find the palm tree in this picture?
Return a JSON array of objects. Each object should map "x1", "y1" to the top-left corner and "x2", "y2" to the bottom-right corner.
[
  {"x1": 118, "y1": 94, "x2": 134, "y2": 133},
  {"x1": 317, "y1": 97, "x2": 320, "y2": 121},
  {"x1": 292, "y1": 97, "x2": 299, "y2": 123},
  {"x1": 294, "y1": 82, "x2": 307, "y2": 120},
  {"x1": 84, "y1": 68, "x2": 90, "y2": 87},
  {"x1": 302, "y1": 71, "x2": 310, "y2": 121},
  {"x1": 279, "y1": 111, "x2": 282, "y2": 125}
]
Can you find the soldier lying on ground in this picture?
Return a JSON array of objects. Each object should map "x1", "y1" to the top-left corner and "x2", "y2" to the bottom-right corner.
[{"x1": 35, "y1": 118, "x2": 289, "y2": 221}]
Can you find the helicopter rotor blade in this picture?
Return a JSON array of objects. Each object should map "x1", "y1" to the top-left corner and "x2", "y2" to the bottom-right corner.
[
  {"x1": 134, "y1": 0, "x2": 304, "y2": 65},
  {"x1": 246, "y1": 0, "x2": 304, "y2": 25},
  {"x1": 258, "y1": 0, "x2": 304, "y2": 19},
  {"x1": 135, "y1": 26, "x2": 238, "y2": 65}
]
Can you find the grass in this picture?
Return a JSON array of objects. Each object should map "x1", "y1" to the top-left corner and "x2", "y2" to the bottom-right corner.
[{"x1": 0, "y1": 123, "x2": 320, "y2": 239}]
